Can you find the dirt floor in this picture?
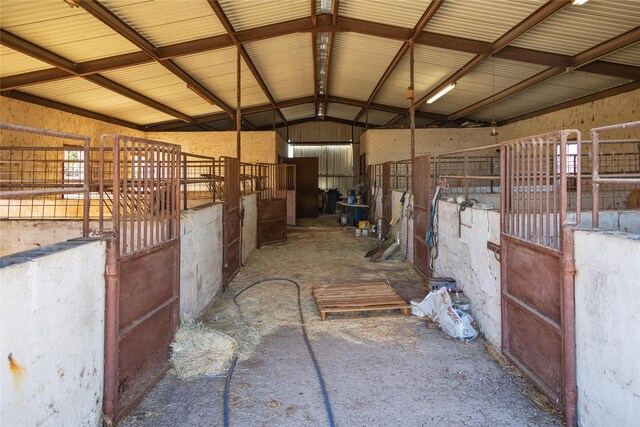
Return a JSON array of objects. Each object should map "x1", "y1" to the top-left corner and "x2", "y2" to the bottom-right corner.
[{"x1": 120, "y1": 214, "x2": 563, "y2": 427}]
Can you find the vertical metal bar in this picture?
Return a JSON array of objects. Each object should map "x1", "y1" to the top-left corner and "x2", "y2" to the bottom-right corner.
[
  {"x1": 144, "y1": 141, "x2": 150, "y2": 248},
  {"x1": 526, "y1": 141, "x2": 532, "y2": 241},
  {"x1": 546, "y1": 141, "x2": 551, "y2": 247},
  {"x1": 553, "y1": 139, "x2": 558, "y2": 250},
  {"x1": 409, "y1": 40, "x2": 415, "y2": 162},
  {"x1": 515, "y1": 143, "x2": 520, "y2": 238},
  {"x1": 136, "y1": 140, "x2": 142, "y2": 252},
  {"x1": 121, "y1": 138, "x2": 128, "y2": 255},
  {"x1": 591, "y1": 128, "x2": 600, "y2": 228},
  {"x1": 183, "y1": 154, "x2": 188, "y2": 210},
  {"x1": 561, "y1": 228, "x2": 577, "y2": 427},
  {"x1": 82, "y1": 137, "x2": 90, "y2": 237},
  {"x1": 99, "y1": 136, "x2": 105, "y2": 233},
  {"x1": 463, "y1": 154, "x2": 469, "y2": 200},
  {"x1": 103, "y1": 236, "x2": 119, "y2": 420},
  {"x1": 538, "y1": 140, "x2": 544, "y2": 244},
  {"x1": 500, "y1": 144, "x2": 506, "y2": 234},
  {"x1": 559, "y1": 132, "x2": 568, "y2": 252},
  {"x1": 237, "y1": 46, "x2": 242, "y2": 161},
  {"x1": 113, "y1": 137, "x2": 121, "y2": 257},
  {"x1": 532, "y1": 141, "x2": 537, "y2": 243}
]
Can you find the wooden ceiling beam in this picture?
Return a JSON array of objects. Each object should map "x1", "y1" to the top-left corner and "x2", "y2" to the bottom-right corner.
[
  {"x1": 78, "y1": 0, "x2": 234, "y2": 116},
  {"x1": 353, "y1": 0, "x2": 445, "y2": 124}
]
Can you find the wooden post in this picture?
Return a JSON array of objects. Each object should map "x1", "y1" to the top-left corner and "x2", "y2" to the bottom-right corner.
[
  {"x1": 236, "y1": 46, "x2": 241, "y2": 160},
  {"x1": 409, "y1": 40, "x2": 416, "y2": 161}
]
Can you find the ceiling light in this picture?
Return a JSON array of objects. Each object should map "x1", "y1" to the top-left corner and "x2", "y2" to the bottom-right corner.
[
  {"x1": 571, "y1": 0, "x2": 589, "y2": 5},
  {"x1": 426, "y1": 82, "x2": 456, "y2": 104}
]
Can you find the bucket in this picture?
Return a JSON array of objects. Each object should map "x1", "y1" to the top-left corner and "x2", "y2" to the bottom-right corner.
[{"x1": 340, "y1": 214, "x2": 348, "y2": 226}]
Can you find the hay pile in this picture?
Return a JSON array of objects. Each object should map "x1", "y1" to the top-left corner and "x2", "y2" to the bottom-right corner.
[{"x1": 171, "y1": 320, "x2": 238, "y2": 380}]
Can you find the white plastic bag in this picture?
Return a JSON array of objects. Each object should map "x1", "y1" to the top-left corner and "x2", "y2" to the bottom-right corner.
[{"x1": 418, "y1": 288, "x2": 478, "y2": 340}]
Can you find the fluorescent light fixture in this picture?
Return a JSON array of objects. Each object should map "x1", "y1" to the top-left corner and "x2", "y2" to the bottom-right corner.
[
  {"x1": 426, "y1": 82, "x2": 456, "y2": 104},
  {"x1": 571, "y1": 0, "x2": 589, "y2": 5}
]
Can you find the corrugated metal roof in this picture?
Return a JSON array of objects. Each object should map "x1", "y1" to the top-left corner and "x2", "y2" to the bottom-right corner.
[
  {"x1": 100, "y1": 0, "x2": 227, "y2": 47},
  {"x1": 425, "y1": 0, "x2": 545, "y2": 42},
  {"x1": 244, "y1": 33, "x2": 315, "y2": 101},
  {"x1": 330, "y1": 32, "x2": 404, "y2": 101},
  {"x1": 375, "y1": 45, "x2": 476, "y2": 107},
  {"x1": 511, "y1": 1, "x2": 640, "y2": 55},
  {"x1": 173, "y1": 47, "x2": 270, "y2": 108},
  {"x1": 326, "y1": 103, "x2": 362, "y2": 121},
  {"x1": 0, "y1": 0, "x2": 139, "y2": 62},
  {"x1": 217, "y1": 0, "x2": 309, "y2": 32},
  {"x1": 470, "y1": 71, "x2": 632, "y2": 122},
  {"x1": 0, "y1": 45, "x2": 52, "y2": 77},
  {"x1": 99, "y1": 62, "x2": 223, "y2": 117},
  {"x1": 280, "y1": 103, "x2": 315, "y2": 122},
  {"x1": 339, "y1": 0, "x2": 433, "y2": 30},
  {"x1": 19, "y1": 77, "x2": 175, "y2": 124},
  {"x1": 421, "y1": 57, "x2": 549, "y2": 115},
  {"x1": 243, "y1": 110, "x2": 283, "y2": 128},
  {"x1": 600, "y1": 42, "x2": 640, "y2": 67},
  {"x1": 362, "y1": 109, "x2": 398, "y2": 126}
]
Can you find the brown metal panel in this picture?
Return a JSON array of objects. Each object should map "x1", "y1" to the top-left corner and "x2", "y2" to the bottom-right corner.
[
  {"x1": 118, "y1": 241, "x2": 178, "y2": 329},
  {"x1": 258, "y1": 198, "x2": 287, "y2": 245},
  {"x1": 412, "y1": 155, "x2": 431, "y2": 278},
  {"x1": 285, "y1": 157, "x2": 319, "y2": 218},
  {"x1": 286, "y1": 190, "x2": 296, "y2": 226},
  {"x1": 117, "y1": 301, "x2": 178, "y2": 415},
  {"x1": 223, "y1": 157, "x2": 241, "y2": 287},
  {"x1": 504, "y1": 299, "x2": 562, "y2": 407},
  {"x1": 503, "y1": 235, "x2": 561, "y2": 323}
]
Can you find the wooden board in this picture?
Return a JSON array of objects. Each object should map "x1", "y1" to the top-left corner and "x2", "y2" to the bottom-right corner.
[{"x1": 312, "y1": 281, "x2": 410, "y2": 320}]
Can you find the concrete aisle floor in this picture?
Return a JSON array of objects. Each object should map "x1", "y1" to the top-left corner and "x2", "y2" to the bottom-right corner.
[{"x1": 121, "y1": 215, "x2": 563, "y2": 427}]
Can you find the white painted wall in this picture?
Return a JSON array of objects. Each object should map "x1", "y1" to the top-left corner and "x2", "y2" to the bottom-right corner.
[
  {"x1": 241, "y1": 193, "x2": 257, "y2": 264},
  {"x1": 179, "y1": 203, "x2": 224, "y2": 320},
  {"x1": 0, "y1": 220, "x2": 101, "y2": 257},
  {"x1": 392, "y1": 190, "x2": 414, "y2": 265},
  {"x1": 574, "y1": 230, "x2": 640, "y2": 427},
  {"x1": 432, "y1": 201, "x2": 502, "y2": 349},
  {"x1": 0, "y1": 240, "x2": 106, "y2": 427}
]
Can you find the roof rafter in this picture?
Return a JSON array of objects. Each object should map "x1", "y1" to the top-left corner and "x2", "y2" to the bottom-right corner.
[
  {"x1": 414, "y1": 0, "x2": 571, "y2": 110},
  {"x1": 207, "y1": 0, "x2": 288, "y2": 127},
  {"x1": 446, "y1": 26, "x2": 640, "y2": 122},
  {"x1": 353, "y1": 0, "x2": 445, "y2": 124},
  {"x1": 77, "y1": 0, "x2": 235, "y2": 117}
]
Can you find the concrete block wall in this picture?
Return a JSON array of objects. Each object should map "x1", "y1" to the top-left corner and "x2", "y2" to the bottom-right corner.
[
  {"x1": 574, "y1": 230, "x2": 640, "y2": 427},
  {"x1": 0, "y1": 240, "x2": 106, "y2": 427},
  {"x1": 179, "y1": 203, "x2": 224, "y2": 320}
]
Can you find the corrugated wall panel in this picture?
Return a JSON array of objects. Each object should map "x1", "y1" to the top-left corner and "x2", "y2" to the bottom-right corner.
[
  {"x1": 243, "y1": 110, "x2": 283, "y2": 128},
  {"x1": 100, "y1": 62, "x2": 223, "y2": 117},
  {"x1": 101, "y1": 0, "x2": 227, "y2": 47},
  {"x1": 375, "y1": 45, "x2": 476, "y2": 107},
  {"x1": 425, "y1": 0, "x2": 545, "y2": 42},
  {"x1": 173, "y1": 48, "x2": 270, "y2": 108},
  {"x1": 511, "y1": 0, "x2": 640, "y2": 55},
  {"x1": 293, "y1": 144, "x2": 354, "y2": 194},
  {"x1": 339, "y1": 0, "x2": 432, "y2": 29},
  {"x1": 470, "y1": 72, "x2": 632, "y2": 122},
  {"x1": 330, "y1": 33, "x2": 404, "y2": 101},
  {"x1": 363, "y1": 109, "x2": 398, "y2": 126},
  {"x1": 0, "y1": 0, "x2": 139, "y2": 62},
  {"x1": 287, "y1": 122, "x2": 355, "y2": 143},
  {"x1": 19, "y1": 77, "x2": 175, "y2": 124},
  {"x1": 0, "y1": 46, "x2": 52, "y2": 77},
  {"x1": 244, "y1": 33, "x2": 315, "y2": 101},
  {"x1": 218, "y1": 0, "x2": 309, "y2": 32}
]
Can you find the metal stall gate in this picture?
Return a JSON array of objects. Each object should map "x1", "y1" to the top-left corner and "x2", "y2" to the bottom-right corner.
[
  {"x1": 412, "y1": 155, "x2": 431, "y2": 278},
  {"x1": 500, "y1": 130, "x2": 580, "y2": 420},
  {"x1": 223, "y1": 156, "x2": 241, "y2": 288},
  {"x1": 99, "y1": 135, "x2": 181, "y2": 421},
  {"x1": 257, "y1": 163, "x2": 291, "y2": 247}
]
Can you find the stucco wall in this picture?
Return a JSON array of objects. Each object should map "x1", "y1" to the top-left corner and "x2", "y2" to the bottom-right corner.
[
  {"x1": 146, "y1": 131, "x2": 281, "y2": 163},
  {"x1": 362, "y1": 128, "x2": 494, "y2": 166},
  {"x1": 574, "y1": 230, "x2": 640, "y2": 427},
  {"x1": 499, "y1": 89, "x2": 640, "y2": 142},
  {"x1": 432, "y1": 201, "x2": 502, "y2": 349},
  {"x1": 0, "y1": 239, "x2": 106, "y2": 427},
  {"x1": 179, "y1": 203, "x2": 224, "y2": 320},
  {"x1": 241, "y1": 193, "x2": 257, "y2": 265}
]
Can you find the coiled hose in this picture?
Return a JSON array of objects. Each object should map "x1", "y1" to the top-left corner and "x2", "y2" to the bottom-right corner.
[{"x1": 223, "y1": 278, "x2": 335, "y2": 427}]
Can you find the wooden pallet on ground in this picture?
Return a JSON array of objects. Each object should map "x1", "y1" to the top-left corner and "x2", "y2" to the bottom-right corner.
[{"x1": 312, "y1": 281, "x2": 410, "y2": 320}]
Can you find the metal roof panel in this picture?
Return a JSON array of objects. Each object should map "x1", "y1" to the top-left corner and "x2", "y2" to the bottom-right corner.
[
  {"x1": 280, "y1": 103, "x2": 316, "y2": 122},
  {"x1": 0, "y1": 46, "x2": 52, "y2": 77},
  {"x1": 339, "y1": 0, "x2": 433, "y2": 29},
  {"x1": 217, "y1": 0, "x2": 310, "y2": 32}
]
